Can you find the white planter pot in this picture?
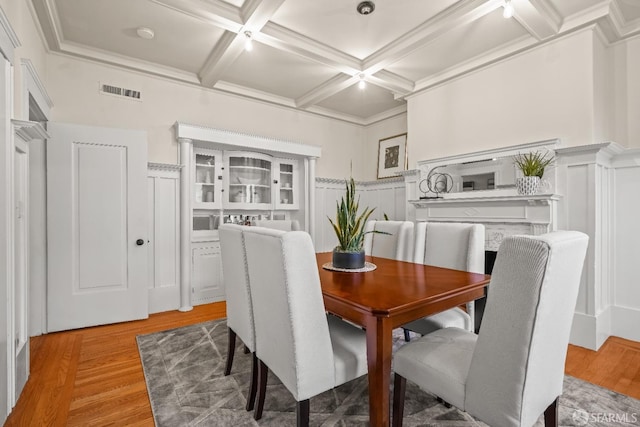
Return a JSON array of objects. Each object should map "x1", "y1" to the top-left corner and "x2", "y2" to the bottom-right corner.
[{"x1": 516, "y1": 176, "x2": 541, "y2": 195}]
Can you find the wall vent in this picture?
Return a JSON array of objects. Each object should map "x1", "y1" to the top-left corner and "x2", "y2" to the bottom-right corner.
[{"x1": 99, "y1": 83, "x2": 142, "y2": 101}]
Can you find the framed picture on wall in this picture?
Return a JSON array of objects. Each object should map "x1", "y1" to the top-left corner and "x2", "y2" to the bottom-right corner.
[{"x1": 377, "y1": 133, "x2": 407, "y2": 179}]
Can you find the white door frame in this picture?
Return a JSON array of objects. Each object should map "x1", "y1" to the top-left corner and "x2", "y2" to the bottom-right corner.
[
  {"x1": 21, "y1": 59, "x2": 52, "y2": 337},
  {"x1": 0, "y1": 7, "x2": 20, "y2": 421}
]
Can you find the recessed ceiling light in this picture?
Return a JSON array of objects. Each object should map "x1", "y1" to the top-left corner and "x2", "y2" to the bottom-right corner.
[
  {"x1": 357, "y1": 1, "x2": 375, "y2": 15},
  {"x1": 136, "y1": 27, "x2": 155, "y2": 40}
]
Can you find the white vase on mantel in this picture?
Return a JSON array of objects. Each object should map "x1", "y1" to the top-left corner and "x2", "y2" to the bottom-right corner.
[{"x1": 516, "y1": 176, "x2": 541, "y2": 196}]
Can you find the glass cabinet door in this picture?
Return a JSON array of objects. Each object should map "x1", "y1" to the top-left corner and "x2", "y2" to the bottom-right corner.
[
  {"x1": 225, "y1": 152, "x2": 273, "y2": 208},
  {"x1": 193, "y1": 148, "x2": 222, "y2": 209},
  {"x1": 274, "y1": 158, "x2": 299, "y2": 210}
]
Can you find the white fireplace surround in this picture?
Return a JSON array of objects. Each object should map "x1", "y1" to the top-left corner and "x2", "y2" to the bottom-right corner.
[
  {"x1": 401, "y1": 140, "x2": 640, "y2": 351},
  {"x1": 410, "y1": 195, "x2": 560, "y2": 251}
]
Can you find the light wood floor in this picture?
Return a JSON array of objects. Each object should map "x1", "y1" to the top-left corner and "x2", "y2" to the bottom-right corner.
[{"x1": 4, "y1": 303, "x2": 640, "y2": 426}]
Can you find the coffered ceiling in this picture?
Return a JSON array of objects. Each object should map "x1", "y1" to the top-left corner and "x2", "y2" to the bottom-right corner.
[{"x1": 31, "y1": 0, "x2": 640, "y2": 125}]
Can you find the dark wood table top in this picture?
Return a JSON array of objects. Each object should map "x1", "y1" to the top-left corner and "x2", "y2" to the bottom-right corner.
[{"x1": 317, "y1": 252, "x2": 491, "y2": 319}]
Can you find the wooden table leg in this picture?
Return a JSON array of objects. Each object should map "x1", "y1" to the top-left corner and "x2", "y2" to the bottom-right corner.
[{"x1": 365, "y1": 315, "x2": 393, "y2": 427}]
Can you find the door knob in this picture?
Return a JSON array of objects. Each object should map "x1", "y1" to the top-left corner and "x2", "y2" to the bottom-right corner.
[{"x1": 136, "y1": 239, "x2": 145, "y2": 246}]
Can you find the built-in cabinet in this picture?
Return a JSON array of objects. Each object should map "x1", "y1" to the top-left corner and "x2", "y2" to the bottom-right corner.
[{"x1": 176, "y1": 123, "x2": 321, "y2": 309}]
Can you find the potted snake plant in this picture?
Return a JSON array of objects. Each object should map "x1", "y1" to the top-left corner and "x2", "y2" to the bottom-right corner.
[{"x1": 328, "y1": 178, "x2": 376, "y2": 269}]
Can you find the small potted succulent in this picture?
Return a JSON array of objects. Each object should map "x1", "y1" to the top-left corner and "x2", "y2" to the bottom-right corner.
[
  {"x1": 328, "y1": 178, "x2": 376, "y2": 269},
  {"x1": 513, "y1": 150, "x2": 554, "y2": 195}
]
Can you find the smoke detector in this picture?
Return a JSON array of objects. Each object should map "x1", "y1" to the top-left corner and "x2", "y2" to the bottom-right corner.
[{"x1": 357, "y1": 1, "x2": 375, "y2": 15}]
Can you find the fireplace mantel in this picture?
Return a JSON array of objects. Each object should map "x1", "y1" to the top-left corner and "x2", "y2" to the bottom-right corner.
[{"x1": 410, "y1": 193, "x2": 561, "y2": 251}]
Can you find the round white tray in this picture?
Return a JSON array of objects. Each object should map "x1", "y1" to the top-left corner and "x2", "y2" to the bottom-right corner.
[{"x1": 322, "y1": 262, "x2": 377, "y2": 273}]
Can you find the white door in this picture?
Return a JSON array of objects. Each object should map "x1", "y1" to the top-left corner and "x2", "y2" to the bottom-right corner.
[{"x1": 47, "y1": 123, "x2": 148, "y2": 332}]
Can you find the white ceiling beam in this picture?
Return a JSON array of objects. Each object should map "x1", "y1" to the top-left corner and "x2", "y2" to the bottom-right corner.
[
  {"x1": 512, "y1": 0, "x2": 561, "y2": 40},
  {"x1": 198, "y1": 0, "x2": 286, "y2": 87},
  {"x1": 264, "y1": 0, "x2": 503, "y2": 112},
  {"x1": 295, "y1": 74, "x2": 356, "y2": 109},
  {"x1": 368, "y1": 70, "x2": 414, "y2": 96},
  {"x1": 606, "y1": 0, "x2": 640, "y2": 39},
  {"x1": 362, "y1": 0, "x2": 502, "y2": 73},
  {"x1": 259, "y1": 22, "x2": 362, "y2": 75},
  {"x1": 150, "y1": 0, "x2": 243, "y2": 32},
  {"x1": 199, "y1": 31, "x2": 244, "y2": 87}
]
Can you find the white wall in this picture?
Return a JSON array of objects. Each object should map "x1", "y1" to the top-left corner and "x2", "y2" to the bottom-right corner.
[
  {"x1": 45, "y1": 55, "x2": 370, "y2": 180},
  {"x1": 362, "y1": 113, "x2": 407, "y2": 181},
  {"x1": 407, "y1": 29, "x2": 597, "y2": 164},
  {"x1": 617, "y1": 36, "x2": 640, "y2": 148}
]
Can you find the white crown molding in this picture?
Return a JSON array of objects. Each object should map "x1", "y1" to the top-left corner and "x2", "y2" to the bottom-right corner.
[
  {"x1": 0, "y1": 4, "x2": 21, "y2": 62},
  {"x1": 560, "y1": 0, "x2": 610, "y2": 33},
  {"x1": 214, "y1": 80, "x2": 296, "y2": 107},
  {"x1": 21, "y1": 59, "x2": 54, "y2": 110},
  {"x1": 11, "y1": 119, "x2": 49, "y2": 141},
  {"x1": 363, "y1": 0, "x2": 500, "y2": 73},
  {"x1": 295, "y1": 74, "x2": 356, "y2": 109},
  {"x1": 60, "y1": 41, "x2": 201, "y2": 84},
  {"x1": 150, "y1": 0, "x2": 243, "y2": 33},
  {"x1": 410, "y1": 34, "x2": 535, "y2": 97},
  {"x1": 360, "y1": 105, "x2": 407, "y2": 126}
]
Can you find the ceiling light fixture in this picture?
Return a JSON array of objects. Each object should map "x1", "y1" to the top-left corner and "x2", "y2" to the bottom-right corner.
[
  {"x1": 244, "y1": 31, "x2": 253, "y2": 51},
  {"x1": 503, "y1": 0, "x2": 514, "y2": 18},
  {"x1": 136, "y1": 27, "x2": 155, "y2": 40},
  {"x1": 358, "y1": 74, "x2": 366, "y2": 89},
  {"x1": 357, "y1": 1, "x2": 375, "y2": 15}
]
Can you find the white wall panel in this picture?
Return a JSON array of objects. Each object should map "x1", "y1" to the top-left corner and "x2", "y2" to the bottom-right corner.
[
  {"x1": 147, "y1": 166, "x2": 180, "y2": 313},
  {"x1": 565, "y1": 164, "x2": 590, "y2": 315},
  {"x1": 613, "y1": 166, "x2": 640, "y2": 309}
]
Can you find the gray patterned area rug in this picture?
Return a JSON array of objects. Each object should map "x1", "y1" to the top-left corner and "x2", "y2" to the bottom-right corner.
[{"x1": 137, "y1": 319, "x2": 640, "y2": 426}]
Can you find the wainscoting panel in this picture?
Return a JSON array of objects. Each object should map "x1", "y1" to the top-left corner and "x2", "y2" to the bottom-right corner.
[
  {"x1": 147, "y1": 164, "x2": 181, "y2": 314},
  {"x1": 315, "y1": 178, "x2": 406, "y2": 253}
]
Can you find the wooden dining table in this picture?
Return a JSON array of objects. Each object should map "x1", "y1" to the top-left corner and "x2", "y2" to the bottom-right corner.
[{"x1": 317, "y1": 252, "x2": 491, "y2": 427}]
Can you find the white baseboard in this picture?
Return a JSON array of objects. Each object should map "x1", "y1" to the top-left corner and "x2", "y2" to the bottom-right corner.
[
  {"x1": 149, "y1": 286, "x2": 180, "y2": 314},
  {"x1": 611, "y1": 306, "x2": 640, "y2": 343},
  {"x1": 570, "y1": 308, "x2": 611, "y2": 351}
]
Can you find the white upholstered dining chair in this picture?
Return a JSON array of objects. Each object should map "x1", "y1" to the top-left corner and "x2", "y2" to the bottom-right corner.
[
  {"x1": 392, "y1": 231, "x2": 589, "y2": 427},
  {"x1": 402, "y1": 222, "x2": 484, "y2": 338},
  {"x1": 218, "y1": 224, "x2": 258, "y2": 411},
  {"x1": 243, "y1": 227, "x2": 369, "y2": 426},
  {"x1": 363, "y1": 220, "x2": 414, "y2": 262},
  {"x1": 252, "y1": 219, "x2": 300, "y2": 231}
]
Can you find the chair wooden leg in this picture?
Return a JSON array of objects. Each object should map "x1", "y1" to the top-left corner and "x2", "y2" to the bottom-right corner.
[
  {"x1": 245, "y1": 353, "x2": 258, "y2": 411},
  {"x1": 392, "y1": 373, "x2": 407, "y2": 427},
  {"x1": 253, "y1": 359, "x2": 268, "y2": 420},
  {"x1": 544, "y1": 397, "x2": 558, "y2": 427},
  {"x1": 296, "y1": 399, "x2": 310, "y2": 427},
  {"x1": 403, "y1": 328, "x2": 411, "y2": 342},
  {"x1": 224, "y1": 328, "x2": 236, "y2": 376}
]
